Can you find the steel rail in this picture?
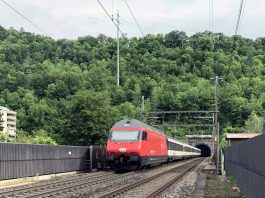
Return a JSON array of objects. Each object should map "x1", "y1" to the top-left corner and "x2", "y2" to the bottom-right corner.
[
  {"x1": 23, "y1": 172, "x2": 136, "y2": 198},
  {"x1": 0, "y1": 172, "x2": 111, "y2": 196},
  {"x1": 0, "y1": 172, "x2": 134, "y2": 197},
  {"x1": 145, "y1": 158, "x2": 204, "y2": 197},
  {"x1": 99, "y1": 158, "x2": 202, "y2": 198}
]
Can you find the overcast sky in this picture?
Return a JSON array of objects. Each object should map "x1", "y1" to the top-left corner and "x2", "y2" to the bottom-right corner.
[{"x1": 0, "y1": 0, "x2": 264, "y2": 40}]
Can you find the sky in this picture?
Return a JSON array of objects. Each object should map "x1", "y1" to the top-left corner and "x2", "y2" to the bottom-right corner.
[{"x1": 0, "y1": 0, "x2": 264, "y2": 40}]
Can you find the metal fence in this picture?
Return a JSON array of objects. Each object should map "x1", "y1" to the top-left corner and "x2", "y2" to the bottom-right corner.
[
  {"x1": 0, "y1": 142, "x2": 89, "y2": 180},
  {"x1": 224, "y1": 133, "x2": 265, "y2": 198}
]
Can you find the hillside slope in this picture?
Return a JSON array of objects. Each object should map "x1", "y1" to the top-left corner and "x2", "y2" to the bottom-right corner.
[{"x1": 0, "y1": 27, "x2": 264, "y2": 145}]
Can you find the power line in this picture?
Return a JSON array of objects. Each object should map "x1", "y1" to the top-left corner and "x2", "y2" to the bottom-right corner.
[
  {"x1": 208, "y1": 0, "x2": 211, "y2": 31},
  {"x1": 238, "y1": 0, "x2": 246, "y2": 35},
  {"x1": 212, "y1": 0, "x2": 214, "y2": 34},
  {"x1": 0, "y1": 0, "x2": 49, "y2": 36},
  {"x1": 123, "y1": 0, "x2": 144, "y2": 37},
  {"x1": 208, "y1": 0, "x2": 214, "y2": 35},
  {"x1": 116, "y1": 10, "x2": 120, "y2": 87},
  {"x1": 235, "y1": 0, "x2": 244, "y2": 35},
  {"x1": 96, "y1": 0, "x2": 128, "y2": 41},
  {"x1": 112, "y1": 0, "x2": 114, "y2": 19}
]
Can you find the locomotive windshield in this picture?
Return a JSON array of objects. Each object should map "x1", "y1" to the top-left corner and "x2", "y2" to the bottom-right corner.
[{"x1": 110, "y1": 130, "x2": 140, "y2": 142}]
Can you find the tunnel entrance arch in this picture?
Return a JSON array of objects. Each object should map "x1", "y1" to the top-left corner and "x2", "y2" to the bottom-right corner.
[
  {"x1": 186, "y1": 135, "x2": 213, "y2": 157},
  {"x1": 195, "y1": 143, "x2": 211, "y2": 157}
]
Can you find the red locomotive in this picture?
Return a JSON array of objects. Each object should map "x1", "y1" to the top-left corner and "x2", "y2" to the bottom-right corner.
[{"x1": 106, "y1": 119, "x2": 201, "y2": 170}]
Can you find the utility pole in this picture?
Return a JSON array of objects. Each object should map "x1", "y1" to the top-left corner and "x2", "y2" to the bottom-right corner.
[
  {"x1": 141, "y1": 96, "x2": 145, "y2": 121},
  {"x1": 116, "y1": 10, "x2": 120, "y2": 87},
  {"x1": 213, "y1": 75, "x2": 223, "y2": 175},
  {"x1": 214, "y1": 76, "x2": 218, "y2": 140},
  {"x1": 212, "y1": 113, "x2": 215, "y2": 158}
]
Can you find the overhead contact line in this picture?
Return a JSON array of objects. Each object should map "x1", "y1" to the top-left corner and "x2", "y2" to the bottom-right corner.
[
  {"x1": 96, "y1": 0, "x2": 128, "y2": 42},
  {"x1": 0, "y1": 0, "x2": 49, "y2": 36},
  {"x1": 123, "y1": 0, "x2": 144, "y2": 37},
  {"x1": 235, "y1": 0, "x2": 244, "y2": 35}
]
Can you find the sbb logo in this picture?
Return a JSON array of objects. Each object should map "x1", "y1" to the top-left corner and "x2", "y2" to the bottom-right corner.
[{"x1": 119, "y1": 147, "x2": 127, "y2": 152}]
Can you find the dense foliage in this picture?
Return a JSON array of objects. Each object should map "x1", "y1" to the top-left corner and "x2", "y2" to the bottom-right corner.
[{"x1": 0, "y1": 26, "x2": 264, "y2": 145}]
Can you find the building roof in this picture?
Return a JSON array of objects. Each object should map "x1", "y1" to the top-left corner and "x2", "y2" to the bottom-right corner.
[
  {"x1": 0, "y1": 106, "x2": 16, "y2": 114},
  {"x1": 226, "y1": 133, "x2": 261, "y2": 139},
  {"x1": 0, "y1": 106, "x2": 10, "y2": 111}
]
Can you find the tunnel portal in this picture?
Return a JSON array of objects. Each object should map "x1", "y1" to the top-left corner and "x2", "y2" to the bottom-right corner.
[{"x1": 196, "y1": 143, "x2": 211, "y2": 157}]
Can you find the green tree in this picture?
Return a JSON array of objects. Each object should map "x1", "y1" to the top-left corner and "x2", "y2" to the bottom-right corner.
[
  {"x1": 164, "y1": 30, "x2": 188, "y2": 48},
  {"x1": 0, "y1": 26, "x2": 265, "y2": 145},
  {"x1": 115, "y1": 102, "x2": 140, "y2": 119},
  {"x1": 0, "y1": 133, "x2": 8, "y2": 142},
  {"x1": 245, "y1": 111, "x2": 263, "y2": 133},
  {"x1": 13, "y1": 129, "x2": 57, "y2": 145},
  {"x1": 31, "y1": 129, "x2": 57, "y2": 145},
  {"x1": 13, "y1": 129, "x2": 31, "y2": 144},
  {"x1": 62, "y1": 90, "x2": 118, "y2": 145}
]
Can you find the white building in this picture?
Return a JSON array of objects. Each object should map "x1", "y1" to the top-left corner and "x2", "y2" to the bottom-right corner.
[{"x1": 0, "y1": 106, "x2": 17, "y2": 137}]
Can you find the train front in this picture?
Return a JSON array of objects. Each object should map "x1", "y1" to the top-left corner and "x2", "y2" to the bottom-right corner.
[{"x1": 106, "y1": 120, "x2": 143, "y2": 170}]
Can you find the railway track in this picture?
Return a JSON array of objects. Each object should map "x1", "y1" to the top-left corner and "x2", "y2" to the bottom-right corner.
[
  {"x1": 145, "y1": 158, "x2": 204, "y2": 198},
  {"x1": 99, "y1": 158, "x2": 204, "y2": 198},
  {"x1": 0, "y1": 171, "x2": 109, "y2": 192},
  {"x1": 0, "y1": 158, "x2": 204, "y2": 198},
  {"x1": 0, "y1": 171, "x2": 135, "y2": 198}
]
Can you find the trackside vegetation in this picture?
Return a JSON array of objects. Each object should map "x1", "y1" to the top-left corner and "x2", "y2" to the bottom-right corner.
[{"x1": 0, "y1": 26, "x2": 264, "y2": 145}]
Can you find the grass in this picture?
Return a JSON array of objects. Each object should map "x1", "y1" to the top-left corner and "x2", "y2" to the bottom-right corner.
[{"x1": 204, "y1": 174, "x2": 242, "y2": 198}]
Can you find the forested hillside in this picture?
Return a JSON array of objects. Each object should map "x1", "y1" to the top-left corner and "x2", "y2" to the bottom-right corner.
[{"x1": 0, "y1": 26, "x2": 264, "y2": 145}]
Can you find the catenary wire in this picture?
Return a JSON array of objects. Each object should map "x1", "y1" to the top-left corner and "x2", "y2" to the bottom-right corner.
[
  {"x1": 208, "y1": 0, "x2": 214, "y2": 36},
  {"x1": 212, "y1": 0, "x2": 214, "y2": 34},
  {"x1": 238, "y1": 0, "x2": 246, "y2": 32},
  {"x1": 123, "y1": 0, "x2": 144, "y2": 37},
  {"x1": 0, "y1": 0, "x2": 49, "y2": 36},
  {"x1": 96, "y1": 0, "x2": 128, "y2": 41},
  {"x1": 235, "y1": 0, "x2": 244, "y2": 35},
  {"x1": 208, "y1": 0, "x2": 209, "y2": 31}
]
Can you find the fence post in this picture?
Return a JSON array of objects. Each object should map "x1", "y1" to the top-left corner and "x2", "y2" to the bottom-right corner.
[{"x1": 89, "y1": 145, "x2": 93, "y2": 172}]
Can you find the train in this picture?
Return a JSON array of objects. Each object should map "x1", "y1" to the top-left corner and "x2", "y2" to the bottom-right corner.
[{"x1": 106, "y1": 119, "x2": 201, "y2": 170}]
